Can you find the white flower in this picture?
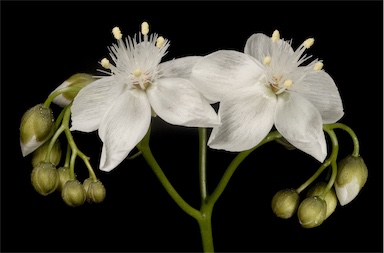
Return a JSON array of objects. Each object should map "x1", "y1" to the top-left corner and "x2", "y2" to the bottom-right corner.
[
  {"x1": 71, "y1": 22, "x2": 219, "y2": 172},
  {"x1": 191, "y1": 30, "x2": 344, "y2": 162}
]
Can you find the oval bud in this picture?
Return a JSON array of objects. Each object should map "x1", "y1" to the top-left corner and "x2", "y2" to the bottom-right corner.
[
  {"x1": 307, "y1": 182, "x2": 337, "y2": 219},
  {"x1": 57, "y1": 166, "x2": 73, "y2": 192},
  {"x1": 83, "y1": 178, "x2": 106, "y2": 203},
  {"x1": 20, "y1": 104, "x2": 55, "y2": 157},
  {"x1": 51, "y1": 73, "x2": 96, "y2": 107},
  {"x1": 61, "y1": 180, "x2": 86, "y2": 207},
  {"x1": 297, "y1": 196, "x2": 327, "y2": 228},
  {"x1": 334, "y1": 155, "x2": 368, "y2": 206},
  {"x1": 31, "y1": 161, "x2": 59, "y2": 196},
  {"x1": 31, "y1": 139, "x2": 62, "y2": 168},
  {"x1": 271, "y1": 188, "x2": 300, "y2": 219}
]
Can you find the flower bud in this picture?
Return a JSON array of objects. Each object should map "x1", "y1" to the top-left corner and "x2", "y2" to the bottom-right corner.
[
  {"x1": 20, "y1": 104, "x2": 55, "y2": 157},
  {"x1": 334, "y1": 155, "x2": 368, "y2": 206},
  {"x1": 31, "y1": 161, "x2": 59, "y2": 196},
  {"x1": 61, "y1": 180, "x2": 86, "y2": 207},
  {"x1": 297, "y1": 196, "x2": 327, "y2": 228},
  {"x1": 57, "y1": 166, "x2": 72, "y2": 192},
  {"x1": 271, "y1": 188, "x2": 300, "y2": 219},
  {"x1": 51, "y1": 73, "x2": 96, "y2": 107},
  {"x1": 83, "y1": 178, "x2": 106, "y2": 203},
  {"x1": 307, "y1": 182, "x2": 337, "y2": 219},
  {"x1": 31, "y1": 139, "x2": 62, "y2": 168}
]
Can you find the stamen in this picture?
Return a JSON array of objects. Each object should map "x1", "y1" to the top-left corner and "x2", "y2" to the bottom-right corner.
[
  {"x1": 112, "y1": 27, "x2": 122, "y2": 40},
  {"x1": 263, "y1": 56, "x2": 272, "y2": 66},
  {"x1": 133, "y1": 69, "x2": 142, "y2": 77},
  {"x1": 272, "y1": 30, "x2": 280, "y2": 42},
  {"x1": 156, "y1": 36, "x2": 165, "y2": 48},
  {"x1": 141, "y1": 22, "x2": 149, "y2": 35},
  {"x1": 303, "y1": 38, "x2": 315, "y2": 49},
  {"x1": 284, "y1": 79, "x2": 293, "y2": 88},
  {"x1": 100, "y1": 58, "x2": 110, "y2": 69},
  {"x1": 313, "y1": 62, "x2": 324, "y2": 71}
]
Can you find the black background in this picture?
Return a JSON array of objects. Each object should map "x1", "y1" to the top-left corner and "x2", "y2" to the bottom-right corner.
[{"x1": 1, "y1": 1, "x2": 383, "y2": 252}]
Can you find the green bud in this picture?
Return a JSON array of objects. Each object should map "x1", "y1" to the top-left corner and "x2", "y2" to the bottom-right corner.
[
  {"x1": 31, "y1": 161, "x2": 59, "y2": 196},
  {"x1": 52, "y1": 73, "x2": 96, "y2": 107},
  {"x1": 61, "y1": 180, "x2": 86, "y2": 207},
  {"x1": 31, "y1": 139, "x2": 62, "y2": 168},
  {"x1": 20, "y1": 104, "x2": 54, "y2": 157},
  {"x1": 307, "y1": 182, "x2": 337, "y2": 219},
  {"x1": 57, "y1": 166, "x2": 73, "y2": 192},
  {"x1": 83, "y1": 178, "x2": 106, "y2": 203},
  {"x1": 335, "y1": 155, "x2": 368, "y2": 206},
  {"x1": 271, "y1": 188, "x2": 300, "y2": 219},
  {"x1": 297, "y1": 196, "x2": 327, "y2": 228}
]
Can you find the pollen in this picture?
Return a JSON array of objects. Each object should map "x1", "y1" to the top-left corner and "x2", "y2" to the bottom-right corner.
[
  {"x1": 133, "y1": 69, "x2": 142, "y2": 77},
  {"x1": 156, "y1": 36, "x2": 165, "y2": 48},
  {"x1": 263, "y1": 56, "x2": 272, "y2": 66},
  {"x1": 272, "y1": 30, "x2": 280, "y2": 42},
  {"x1": 284, "y1": 79, "x2": 293, "y2": 88},
  {"x1": 112, "y1": 27, "x2": 122, "y2": 40},
  {"x1": 141, "y1": 22, "x2": 149, "y2": 35},
  {"x1": 303, "y1": 38, "x2": 315, "y2": 49},
  {"x1": 100, "y1": 58, "x2": 110, "y2": 69},
  {"x1": 313, "y1": 62, "x2": 324, "y2": 71}
]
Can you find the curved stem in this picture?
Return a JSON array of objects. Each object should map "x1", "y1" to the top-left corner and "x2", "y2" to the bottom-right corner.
[
  {"x1": 325, "y1": 123, "x2": 359, "y2": 157},
  {"x1": 199, "y1": 128, "x2": 208, "y2": 202},
  {"x1": 322, "y1": 125, "x2": 339, "y2": 197}
]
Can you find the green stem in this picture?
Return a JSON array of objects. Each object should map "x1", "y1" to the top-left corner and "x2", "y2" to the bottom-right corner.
[
  {"x1": 325, "y1": 123, "x2": 359, "y2": 157},
  {"x1": 198, "y1": 204, "x2": 214, "y2": 253},
  {"x1": 64, "y1": 142, "x2": 71, "y2": 167},
  {"x1": 44, "y1": 125, "x2": 65, "y2": 163},
  {"x1": 199, "y1": 128, "x2": 208, "y2": 202}
]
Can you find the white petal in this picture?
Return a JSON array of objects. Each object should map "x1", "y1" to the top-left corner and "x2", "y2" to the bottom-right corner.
[
  {"x1": 147, "y1": 77, "x2": 220, "y2": 127},
  {"x1": 208, "y1": 84, "x2": 276, "y2": 151},
  {"x1": 293, "y1": 70, "x2": 344, "y2": 124},
  {"x1": 51, "y1": 81, "x2": 72, "y2": 107},
  {"x1": 98, "y1": 89, "x2": 151, "y2": 172},
  {"x1": 335, "y1": 177, "x2": 360, "y2": 206},
  {"x1": 159, "y1": 56, "x2": 202, "y2": 79},
  {"x1": 275, "y1": 93, "x2": 326, "y2": 162},
  {"x1": 244, "y1": 33, "x2": 294, "y2": 62},
  {"x1": 191, "y1": 50, "x2": 263, "y2": 103},
  {"x1": 20, "y1": 135, "x2": 43, "y2": 157},
  {"x1": 71, "y1": 76, "x2": 124, "y2": 132}
]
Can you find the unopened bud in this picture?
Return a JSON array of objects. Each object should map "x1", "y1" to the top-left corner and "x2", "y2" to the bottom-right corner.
[
  {"x1": 307, "y1": 182, "x2": 337, "y2": 219},
  {"x1": 335, "y1": 155, "x2": 368, "y2": 206},
  {"x1": 51, "y1": 73, "x2": 96, "y2": 107},
  {"x1": 61, "y1": 180, "x2": 86, "y2": 207},
  {"x1": 20, "y1": 104, "x2": 55, "y2": 157},
  {"x1": 31, "y1": 161, "x2": 59, "y2": 196},
  {"x1": 31, "y1": 139, "x2": 62, "y2": 168},
  {"x1": 271, "y1": 188, "x2": 300, "y2": 219},
  {"x1": 297, "y1": 196, "x2": 327, "y2": 228},
  {"x1": 83, "y1": 178, "x2": 106, "y2": 203},
  {"x1": 57, "y1": 166, "x2": 72, "y2": 192}
]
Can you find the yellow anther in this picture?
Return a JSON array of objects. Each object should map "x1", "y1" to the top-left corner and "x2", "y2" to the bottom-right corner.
[
  {"x1": 272, "y1": 30, "x2": 280, "y2": 42},
  {"x1": 303, "y1": 38, "x2": 315, "y2": 49},
  {"x1": 133, "y1": 69, "x2": 142, "y2": 77},
  {"x1": 313, "y1": 62, "x2": 324, "y2": 71},
  {"x1": 263, "y1": 56, "x2": 272, "y2": 66},
  {"x1": 141, "y1": 22, "x2": 149, "y2": 35},
  {"x1": 156, "y1": 36, "x2": 165, "y2": 48},
  {"x1": 284, "y1": 79, "x2": 293, "y2": 88},
  {"x1": 112, "y1": 27, "x2": 122, "y2": 40},
  {"x1": 100, "y1": 58, "x2": 110, "y2": 69}
]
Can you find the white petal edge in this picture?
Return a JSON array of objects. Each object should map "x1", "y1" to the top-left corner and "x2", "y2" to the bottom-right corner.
[
  {"x1": 51, "y1": 81, "x2": 72, "y2": 107},
  {"x1": 70, "y1": 76, "x2": 124, "y2": 132},
  {"x1": 159, "y1": 56, "x2": 203, "y2": 79},
  {"x1": 335, "y1": 177, "x2": 360, "y2": 206},
  {"x1": 98, "y1": 89, "x2": 151, "y2": 172},
  {"x1": 147, "y1": 77, "x2": 220, "y2": 128},
  {"x1": 275, "y1": 93, "x2": 326, "y2": 162},
  {"x1": 20, "y1": 135, "x2": 43, "y2": 157},
  {"x1": 208, "y1": 84, "x2": 276, "y2": 152},
  {"x1": 191, "y1": 50, "x2": 263, "y2": 103}
]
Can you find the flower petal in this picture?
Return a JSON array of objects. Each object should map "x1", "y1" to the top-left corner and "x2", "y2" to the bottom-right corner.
[
  {"x1": 191, "y1": 50, "x2": 263, "y2": 103},
  {"x1": 159, "y1": 56, "x2": 202, "y2": 79},
  {"x1": 293, "y1": 70, "x2": 344, "y2": 124},
  {"x1": 208, "y1": 84, "x2": 276, "y2": 151},
  {"x1": 98, "y1": 89, "x2": 151, "y2": 172},
  {"x1": 275, "y1": 93, "x2": 326, "y2": 162},
  {"x1": 147, "y1": 77, "x2": 220, "y2": 127},
  {"x1": 70, "y1": 76, "x2": 124, "y2": 132},
  {"x1": 244, "y1": 33, "x2": 294, "y2": 62},
  {"x1": 51, "y1": 80, "x2": 72, "y2": 107}
]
